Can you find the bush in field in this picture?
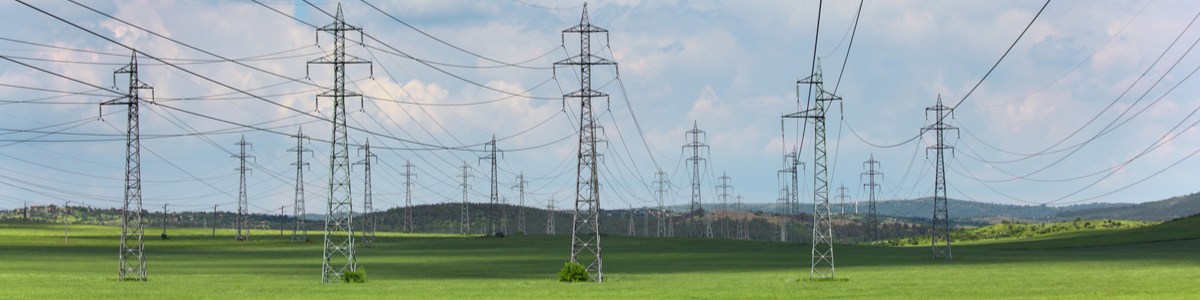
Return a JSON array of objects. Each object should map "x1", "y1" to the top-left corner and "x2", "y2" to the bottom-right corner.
[{"x1": 558, "y1": 262, "x2": 590, "y2": 282}]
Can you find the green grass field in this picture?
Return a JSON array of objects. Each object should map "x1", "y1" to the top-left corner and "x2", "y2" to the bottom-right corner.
[{"x1": 1, "y1": 217, "x2": 1198, "y2": 299}]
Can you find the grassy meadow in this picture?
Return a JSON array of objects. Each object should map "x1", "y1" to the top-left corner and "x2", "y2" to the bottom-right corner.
[{"x1": 1, "y1": 216, "x2": 1198, "y2": 299}]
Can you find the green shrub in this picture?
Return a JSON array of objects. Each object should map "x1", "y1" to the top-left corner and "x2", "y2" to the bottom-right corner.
[
  {"x1": 342, "y1": 269, "x2": 366, "y2": 283},
  {"x1": 558, "y1": 262, "x2": 590, "y2": 282}
]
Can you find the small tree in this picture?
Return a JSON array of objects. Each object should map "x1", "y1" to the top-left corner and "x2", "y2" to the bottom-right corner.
[{"x1": 558, "y1": 262, "x2": 590, "y2": 282}]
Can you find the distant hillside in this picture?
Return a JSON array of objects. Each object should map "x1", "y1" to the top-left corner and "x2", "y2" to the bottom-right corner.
[
  {"x1": 1054, "y1": 192, "x2": 1200, "y2": 221},
  {"x1": 725, "y1": 198, "x2": 1127, "y2": 222}
]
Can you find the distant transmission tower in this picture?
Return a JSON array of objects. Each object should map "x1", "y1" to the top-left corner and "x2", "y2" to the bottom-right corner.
[
  {"x1": 402, "y1": 161, "x2": 416, "y2": 233},
  {"x1": 683, "y1": 121, "x2": 712, "y2": 238},
  {"x1": 835, "y1": 185, "x2": 850, "y2": 216},
  {"x1": 546, "y1": 197, "x2": 556, "y2": 235},
  {"x1": 861, "y1": 155, "x2": 882, "y2": 242},
  {"x1": 289, "y1": 129, "x2": 311, "y2": 243},
  {"x1": 104, "y1": 52, "x2": 150, "y2": 281},
  {"x1": 555, "y1": 3, "x2": 615, "y2": 282},
  {"x1": 717, "y1": 172, "x2": 732, "y2": 238},
  {"x1": 233, "y1": 136, "x2": 253, "y2": 241},
  {"x1": 736, "y1": 194, "x2": 749, "y2": 240},
  {"x1": 924, "y1": 95, "x2": 957, "y2": 259},
  {"x1": 653, "y1": 170, "x2": 669, "y2": 237},
  {"x1": 460, "y1": 162, "x2": 473, "y2": 234},
  {"x1": 512, "y1": 173, "x2": 527, "y2": 234},
  {"x1": 627, "y1": 206, "x2": 636, "y2": 236},
  {"x1": 777, "y1": 150, "x2": 800, "y2": 242},
  {"x1": 356, "y1": 140, "x2": 377, "y2": 247},
  {"x1": 479, "y1": 136, "x2": 502, "y2": 236},
  {"x1": 309, "y1": 4, "x2": 370, "y2": 283},
  {"x1": 785, "y1": 61, "x2": 841, "y2": 279}
]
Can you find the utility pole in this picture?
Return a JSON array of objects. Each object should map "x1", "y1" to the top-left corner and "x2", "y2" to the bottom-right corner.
[
  {"x1": 835, "y1": 185, "x2": 850, "y2": 216},
  {"x1": 717, "y1": 172, "x2": 732, "y2": 238},
  {"x1": 512, "y1": 173, "x2": 527, "y2": 234},
  {"x1": 402, "y1": 161, "x2": 416, "y2": 233},
  {"x1": 104, "y1": 51, "x2": 150, "y2": 281},
  {"x1": 233, "y1": 136, "x2": 253, "y2": 241},
  {"x1": 683, "y1": 121, "x2": 712, "y2": 238},
  {"x1": 924, "y1": 95, "x2": 957, "y2": 259},
  {"x1": 546, "y1": 197, "x2": 556, "y2": 235},
  {"x1": 555, "y1": 3, "x2": 615, "y2": 282},
  {"x1": 479, "y1": 136, "x2": 502, "y2": 236},
  {"x1": 653, "y1": 170, "x2": 669, "y2": 237},
  {"x1": 460, "y1": 162, "x2": 473, "y2": 235},
  {"x1": 861, "y1": 155, "x2": 882, "y2": 242},
  {"x1": 290, "y1": 129, "x2": 311, "y2": 243},
  {"x1": 161, "y1": 203, "x2": 168, "y2": 240},
  {"x1": 784, "y1": 61, "x2": 841, "y2": 279},
  {"x1": 309, "y1": 4, "x2": 370, "y2": 283},
  {"x1": 211, "y1": 205, "x2": 218, "y2": 237},
  {"x1": 356, "y1": 140, "x2": 377, "y2": 247}
]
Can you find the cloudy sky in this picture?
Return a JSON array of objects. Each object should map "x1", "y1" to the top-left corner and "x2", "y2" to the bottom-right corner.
[{"x1": 0, "y1": 0, "x2": 1198, "y2": 215}]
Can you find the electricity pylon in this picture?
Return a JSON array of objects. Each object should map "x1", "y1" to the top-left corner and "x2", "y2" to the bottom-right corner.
[
  {"x1": 309, "y1": 4, "x2": 370, "y2": 283},
  {"x1": 355, "y1": 140, "x2": 377, "y2": 247},
  {"x1": 546, "y1": 197, "x2": 556, "y2": 235},
  {"x1": 683, "y1": 121, "x2": 712, "y2": 238},
  {"x1": 512, "y1": 173, "x2": 527, "y2": 234},
  {"x1": 104, "y1": 51, "x2": 150, "y2": 281},
  {"x1": 861, "y1": 155, "x2": 882, "y2": 242},
  {"x1": 459, "y1": 162, "x2": 473, "y2": 234},
  {"x1": 924, "y1": 95, "x2": 957, "y2": 259},
  {"x1": 402, "y1": 161, "x2": 416, "y2": 233},
  {"x1": 479, "y1": 136, "x2": 502, "y2": 236},
  {"x1": 736, "y1": 194, "x2": 749, "y2": 240},
  {"x1": 716, "y1": 172, "x2": 733, "y2": 238},
  {"x1": 289, "y1": 129, "x2": 311, "y2": 243},
  {"x1": 785, "y1": 61, "x2": 841, "y2": 279},
  {"x1": 835, "y1": 185, "x2": 850, "y2": 216},
  {"x1": 233, "y1": 136, "x2": 253, "y2": 241},
  {"x1": 777, "y1": 150, "x2": 800, "y2": 242},
  {"x1": 555, "y1": 3, "x2": 615, "y2": 282},
  {"x1": 653, "y1": 170, "x2": 669, "y2": 237},
  {"x1": 627, "y1": 206, "x2": 636, "y2": 236}
]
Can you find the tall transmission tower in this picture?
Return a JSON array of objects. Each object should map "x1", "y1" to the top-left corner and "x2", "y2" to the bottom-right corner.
[
  {"x1": 479, "y1": 136, "x2": 502, "y2": 236},
  {"x1": 233, "y1": 136, "x2": 253, "y2": 241},
  {"x1": 683, "y1": 121, "x2": 712, "y2": 238},
  {"x1": 861, "y1": 155, "x2": 882, "y2": 242},
  {"x1": 736, "y1": 194, "x2": 749, "y2": 240},
  {"x1": 777, "y1": 150, "x2": 800, "y2": 242},
  {"x1": 356, "y1": 140, "x2": 377, "y2": 247},
  {"x1": 512, "y1": 173, "x2": 527, "y2": 234},
  {"x1": 627, "y1": 206, "x2": 636, "y2": 236},
  {"x1": 459, "y1": 162, "x2": 473, "y2": 234},
  {"x1": 402, "y1": 161, "x2": 416, "y2": 233},
  {"x1": 546, "y1": 197, "x2": 556, "y2": 235},
  {"x1": 555, "y1": 3, "x2": 615, "y2": 282},
  {"x1": 309, "y1": 4, "x2": 370, "y2": 283},
  {"x1": 716, "y1": 172, "x2": 733, "y2": 238},
  {"x1": 653, "y1": 170, "x2": 669, "y2": 237},
  {"x1": 289, "y1": 129, "x2": 311, "y2": 243},
  {"x1": 924, "y1": 95, "x2": 957, "y2": 259},
  {"x1": 835, "y1": 185, "x2": 850, "y2": 216},
  {"x1": 104, "y1": 52, "x2": 150, "y2": 281},
  {"x1": 784, "y1": 62, "x2": 841, "y2": 279}
]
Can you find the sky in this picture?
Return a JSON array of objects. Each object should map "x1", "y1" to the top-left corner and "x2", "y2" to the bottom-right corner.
[{"x1": 0, "y1": 0, "x2": 1199, "y2": 215}]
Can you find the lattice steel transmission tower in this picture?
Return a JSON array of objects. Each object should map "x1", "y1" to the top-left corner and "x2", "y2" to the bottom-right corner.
[
  {"x1": 459, "y1": 162, "x2": 473, "y2": 234},
  {"x1": 289, "y1": 129, "x2": 311, "y2": 243},
  {"x1": 309, "y1": 4, "x2": 370, "y2": 283},
  {"x1": 861, "y1": 155, "x2": 882, "y2": 242},
  {"x1": 479, "y1": 136, "x2": 502, "y2": 235},
  {"x1": 736, "y1": 194, "x2": 749, "y2": 240},
  {"x1": 546, "y1": 197, "x2": 556, "y2": 235},
  {"x1": 683, "y1": 121, "x2": 712, "y2": 238},
  {"x1": 512, "y1": 173, "x2": 527, "y2": 234},
  {"x1": 555, "y1": 3, "x2": 616, "y2": 282},
  {"x1": 627, "y1": 206, "x2": 636, "y2": 236},
  {"x1": 233, "y1": 136, "x2": 253, "y2": 241},
  {"x1": 653, "y1": 170, "x2": 669, "y2": 237},
  {"x1": 924, "y1": 95, "x2": 957, "y2": 259},
  {"x1": 402, "y1": 161, "x2": 416, "y2": 233},
  {"x1": 784, "y1": 62, "x2": 841, "y2": 279},
  {"x1": 717, "y1": 172, "x2": 732, "y2": 238},
  {"x1": 104, "y1": 52, "x2": 150, "y2": 281},
  {"x1": 356, "y1": 140, "x2": 377, "y2": 247},
  {"x1": 835, "y1": 185, "x2": 850, "y2": 216},
  {"x1": 777, "y1": 150, "x2": 800, "y2": 242}
]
